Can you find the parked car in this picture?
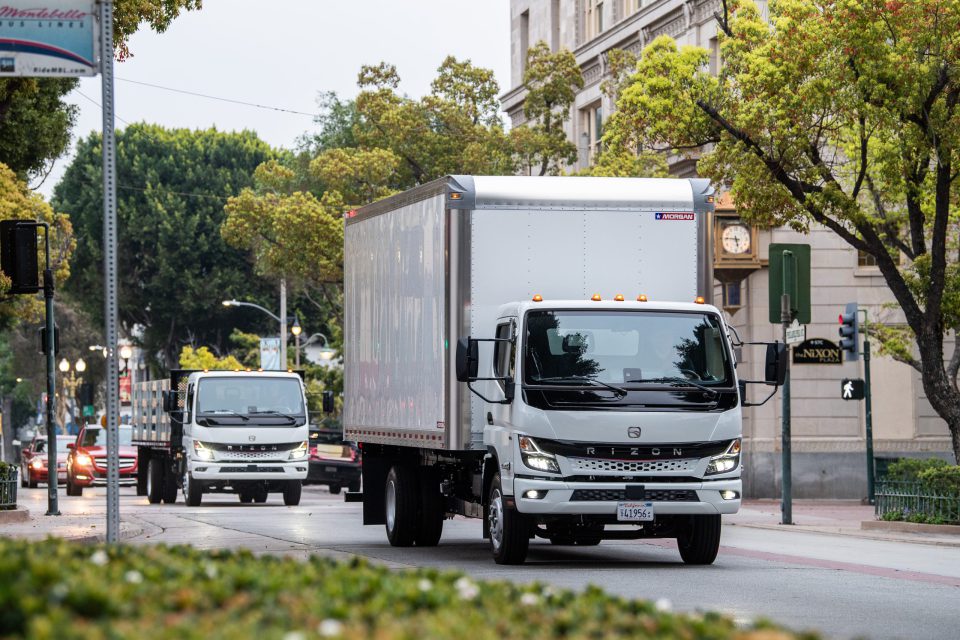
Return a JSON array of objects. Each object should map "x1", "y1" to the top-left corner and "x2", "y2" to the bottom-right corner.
[
  {"x1": 65, "y1": 425, "x2": 138, "y2": 496},
  {"x1": 20, "y1": 435, "x2": 73, "y2": 488},
  {"x1": 306, "y1": 428, "x2": 360, "y2": 494}
]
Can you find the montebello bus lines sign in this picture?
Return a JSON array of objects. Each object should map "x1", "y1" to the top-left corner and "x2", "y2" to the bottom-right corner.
[{"x1": 0, "y1": 1, "x2": 98, "y2": 77}]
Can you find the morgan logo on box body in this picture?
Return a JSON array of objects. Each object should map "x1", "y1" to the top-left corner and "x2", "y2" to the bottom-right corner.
[{"x1": 655, "y1": 212, "x2": 695, "y2": 221}]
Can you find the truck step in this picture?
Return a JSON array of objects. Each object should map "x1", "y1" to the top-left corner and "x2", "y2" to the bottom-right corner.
[{"x1": 344, "y1": 491, "x2": 363, "y2": 503}]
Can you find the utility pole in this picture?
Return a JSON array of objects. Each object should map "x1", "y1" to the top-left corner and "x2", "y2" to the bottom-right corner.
[
  {"x1": 280, "y1": 278, "x2": 287, "y2": 369},
  {"x1": 862, "y1": 310, "x2": 875, "y2": 504}
]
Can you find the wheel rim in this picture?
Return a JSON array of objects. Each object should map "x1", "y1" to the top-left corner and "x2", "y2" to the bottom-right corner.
[
  {"x1": 183, "y1": 472, "x2": 189, "y2": 499},
  {"x1": 385, "y1": 478, "x2": 397, "y2": 532},
  {"x1": 489, "y1": 487, "x2": 504, "y2": 553}
]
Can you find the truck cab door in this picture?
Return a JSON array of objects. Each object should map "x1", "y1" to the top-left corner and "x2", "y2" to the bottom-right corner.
[{"x1": 488, "y1": 319, "x2": 518, "y2": 478}]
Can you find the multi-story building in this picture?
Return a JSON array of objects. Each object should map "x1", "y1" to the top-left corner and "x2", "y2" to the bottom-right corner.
[{"x1": 501, "y1": 0, "x2": 955, "y2": 498}]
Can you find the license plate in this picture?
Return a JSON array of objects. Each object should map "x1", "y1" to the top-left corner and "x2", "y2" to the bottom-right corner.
[
  {"x1": 617, "y1": 501, "x2": 654, "y2": 522},
  {"x1": 325, "y1": 466, "x2": 337, "y2": 473}
]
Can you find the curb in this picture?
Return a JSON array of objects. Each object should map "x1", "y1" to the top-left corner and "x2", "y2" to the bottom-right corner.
[
  {"x1": 862, "y1": 520, "x2": 960, "y2": 536},
  {"x1": 0, "y1": 508, "x2": 30, "y2": 524},
  {"x1": 62, "y1": 524, "x2": 144, "y2": 545}
]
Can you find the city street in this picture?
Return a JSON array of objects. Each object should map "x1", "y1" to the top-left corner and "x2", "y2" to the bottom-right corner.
[{"x1": 8, "y1": 485, "x2": 960, "y2": 640}]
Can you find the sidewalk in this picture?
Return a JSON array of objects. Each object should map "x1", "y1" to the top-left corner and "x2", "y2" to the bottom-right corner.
[{"x1": 731, "y1": 499, "x2": 960, "y2": 547}]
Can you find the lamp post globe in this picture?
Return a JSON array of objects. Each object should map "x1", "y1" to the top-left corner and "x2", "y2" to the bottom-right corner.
[
  {"x1": 75, "y1": 358, "x2": 86, "y2": 373},
  {"x1": 58, "y1": 358, "x2": 69, "y2": 373}
]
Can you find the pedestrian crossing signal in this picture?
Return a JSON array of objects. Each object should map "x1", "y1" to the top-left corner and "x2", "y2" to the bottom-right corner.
[{"x1": 841, "y1": 378, "x2": 864, "y2": 400}]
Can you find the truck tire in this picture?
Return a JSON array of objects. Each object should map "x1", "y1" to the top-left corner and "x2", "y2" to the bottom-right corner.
[
  {"x1": 348, "y1": 480, "x2": 361, "y2": 493},
  {"x1": 183, "y1": 471, "x2": 203, "y2": 506},
  {"x1": 488, "y1": 473, "x2": 529, "y2": 565},
  {"x1": 416, "y1": 469, "x2": 444, "y2": 547},
  {"x1": 238, "y1": 491, "x2": 253, "y2": 503},
  {"x1": 677, "y1": 514, "x2": 721, "y2": 565},
  {"x1": 329, "y1": 485, "x2": 341, "y2": 495},
  {"x1": 161, "y1": 465, "x2": 178, "y2": 504},
  {"x1": 136, "y1": 463, "x2": 148, "y2": 496},
  {"x1": 283, "y1": 480, "x2": 302, "y2": 506},
  {"x1": 147, "y1": 458, "x2": 163, "y2": 504},
  {"x1": 384, "y1": 464, "x2": 418, "y2": 547}
]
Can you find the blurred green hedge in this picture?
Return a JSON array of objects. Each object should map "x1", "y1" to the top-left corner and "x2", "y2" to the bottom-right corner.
[{"x1": 0, "y1": 538, "x2": 817, "y2": 640}]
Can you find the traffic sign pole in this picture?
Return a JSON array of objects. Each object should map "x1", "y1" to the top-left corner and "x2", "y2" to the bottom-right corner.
[
  {"x1": 780, "y1": 250, "x2": 794, "y2": 526},
  {"x1": 862, "y1": 311, "x2": 875, "y2": 505}
]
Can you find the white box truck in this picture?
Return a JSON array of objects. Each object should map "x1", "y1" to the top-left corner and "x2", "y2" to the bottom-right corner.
[
  {"x1": 132, "y1": 370, "x2": 310, "y2": 506},
  {"x1": 344, "y1": 176, "x2": 785, "y2": 564}
]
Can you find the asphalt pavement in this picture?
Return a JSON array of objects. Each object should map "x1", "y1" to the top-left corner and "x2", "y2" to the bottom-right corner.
[{"x1": 5, "y1": 485, "x2": 960, "y2": 640}]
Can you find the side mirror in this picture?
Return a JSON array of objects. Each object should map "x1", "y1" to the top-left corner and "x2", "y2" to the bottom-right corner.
[
  {"x1": 765, "y1": 343, "x2": 787, "y2": 386},
  {"x1": 738, "y1": 380, "x2": 747, "y2": 403},
  {"x1": 456, "y1": 337, "x2": 479, "y2": 382},
  {"x1": 162, "y1": 390, "x2": 177, "y2": 413},
  {"x1": 66, "y1": 443, "x2": 75, "y2": 450},
  {"x1": 322, "y1": 390, "x2": 335, "y2": 414},
  {"x1": 504, "y1": 379, "x2": 515, "y2": 402}
]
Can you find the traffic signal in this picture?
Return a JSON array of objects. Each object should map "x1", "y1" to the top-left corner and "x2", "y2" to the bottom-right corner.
[
  {"x1": 0, "y1": 220, "x2": 40, "y2": 294},
  {"x1": 37, "y1": 325, "x2": 60, "y2": 356},
  {"x1": 838, "y1": 302, "x2": 859, "y2": 361}
]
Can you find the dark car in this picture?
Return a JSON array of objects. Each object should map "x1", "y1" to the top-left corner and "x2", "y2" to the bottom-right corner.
[
  {"x1": 306, "y1": 428, "x2": 360, "y2": 494},
  {"x1": 20, "y1": 435, "x2": 73, "y2": 488},
  {"x1": 65, "y1": 425, "x2": 138, "y2": 496}
]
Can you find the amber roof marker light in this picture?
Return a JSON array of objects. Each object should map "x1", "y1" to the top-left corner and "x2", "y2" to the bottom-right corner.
[
  {"x1": 637, "y1": 294, "x2": 648, "y2": 302},
  {"x1": 695, "y1": 296, "x2": 706, "y2": 304},
  {"x1": 532, "y1": 294, "x2": 543, "y2": 302},
  {"x1": 614, "y1": 294, "x2": 625, "y2": 302},
  {"x1": 591, "y1": 294, "x2": 602, "y2": 301}
]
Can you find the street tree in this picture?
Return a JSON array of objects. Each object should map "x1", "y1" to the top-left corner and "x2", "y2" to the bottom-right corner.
[
  {"x1": 604, "y1": 0, "x2": 960, "y2": 460},
  {"x1": 54, "y1": 125, "x2": 277, "y2": 368},
  {"x1": 514, "y1": 41, "x2": 583, "y2": 175},
  {"x1": 178, "y1": 346, "x2": 243, "y2": 371}
]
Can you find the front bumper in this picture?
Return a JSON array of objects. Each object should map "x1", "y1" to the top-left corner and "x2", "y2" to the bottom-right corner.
[
  {"x1": 72, "y1": 470, "x2": 138, "y2": 487},
  {"x1": 513, "y1": 477, "x2": 742, "y2": 516},
  {"x1": 188, "y1": 459, "x2": 308, "y2": 481}
]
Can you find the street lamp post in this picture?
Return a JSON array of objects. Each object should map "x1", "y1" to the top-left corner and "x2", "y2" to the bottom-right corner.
[
  {"x1": 291, "y1": 316, "x2": 302, "y2": 368},
  {"x1": 222, "y1": 292, "x2": 293, "y2": 370},
  {"x1": 58, "y1": 358, "x2": 86, "y2": 434}
]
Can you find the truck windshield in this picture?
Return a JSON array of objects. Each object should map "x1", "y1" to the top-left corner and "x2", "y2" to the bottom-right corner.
[
  {"x1": 524, "y1": 310, "x2": 731, "y2": 388},
  {"x1": 196, "y1": 377, "x2": 306, "y2": 424}
]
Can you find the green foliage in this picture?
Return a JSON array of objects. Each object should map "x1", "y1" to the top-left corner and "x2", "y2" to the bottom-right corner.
[
  {"x1": 113, "y1": 0, "x2": 203, "y2": 60},
  {"x1": 918, "y1": 465, "x2": 960, "y2": 497},
  {"x1": 54, "y1": 125, "x2": 278, "y2": 368},
  {"x1": 0, "y1": 78, "x2": 77, "y2": 180},
  {"x1": 0, "y1": 538, "x2": 813, "y2": 640},
  {"x1": 885, "y1": 457, "x2": 950, "y2": 482},
  {"x1": 515, "y1": 42, "x2": 584, "y2": 175},
  {"x1": 178, "y1": 346, "x2": 243, "y2": 371},
  {"x1": 606, "y1": 0, "x2": 960, "y2": 459}
]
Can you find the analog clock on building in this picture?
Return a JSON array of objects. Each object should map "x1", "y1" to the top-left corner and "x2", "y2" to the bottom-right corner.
[{"x1": 721, "y1": 223, "x2": 752, "y2": 255}]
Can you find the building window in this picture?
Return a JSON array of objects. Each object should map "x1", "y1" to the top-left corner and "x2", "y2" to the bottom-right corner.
[
  {"x1": 722, "y1": 281, "x2": 742, "y2": 310},
  {"x1": 581, "y1": 103, "x2": 603, "y2": 164},
  {"x1": 620, "y1": 0, "x2": 641, "y2": 19},
  {"x1": 583, "y1": 0, "x2": 604, "y2": 41},
  {"x1": 858, "y1": 249, "x2": 902, "y2": 267}
]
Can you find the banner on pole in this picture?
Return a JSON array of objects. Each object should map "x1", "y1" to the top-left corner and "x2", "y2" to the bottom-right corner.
[{"x1": 0, "y1": 1, "x2": 98, "y2": 77}]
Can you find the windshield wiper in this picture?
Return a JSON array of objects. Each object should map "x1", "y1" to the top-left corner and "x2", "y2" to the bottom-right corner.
[
  {"x1": 532, "y1": 376, "x2": 627, "y2": 397},
  {"x1": 632, "y1": 377, "x2": 719, "y2": 398},
  {"x1": 199, "y1": 410, "x2": 249, "y2": 421},
  {"x1": 249, "y1": 409, "x2": 300, "y2": 422}
]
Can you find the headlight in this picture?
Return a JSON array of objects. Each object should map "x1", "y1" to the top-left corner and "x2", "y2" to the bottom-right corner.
[
  {"x1": 75, "y1": 453, "x2": 93, "y2": 467},
  {"x1": 31, "y1": 458, "x2": 44, "y2": 469},
  {"x1": 706, "y1": 439, "x2": 741, "y2": 475},
  {"x1": 193, "y1": 441, "x2": 214, "y2": 461},
  {"x1": 289, "y1": 441, "x2": 309, "y2": 460},
  {"x1": 518, "y1": 435, "x2": 560, "y2": 474}
]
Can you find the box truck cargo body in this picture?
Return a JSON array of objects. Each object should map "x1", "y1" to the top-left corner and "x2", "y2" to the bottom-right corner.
[{"x1": 345, "y1": 176, "x2": 784, "y2": 565}]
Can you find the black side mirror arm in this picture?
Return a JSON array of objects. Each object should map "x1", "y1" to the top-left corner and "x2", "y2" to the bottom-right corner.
[{"x1": 466, "y1": 376, "x2": 515, "y2": 405}]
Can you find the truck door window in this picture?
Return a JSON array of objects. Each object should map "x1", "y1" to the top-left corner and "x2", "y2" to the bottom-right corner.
[{"x1": 493, "y1": 322, "x2": 515, "y2": 380}]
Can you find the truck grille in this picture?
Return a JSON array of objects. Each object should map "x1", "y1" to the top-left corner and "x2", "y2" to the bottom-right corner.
[
  {"x1": 569, "y1": 457, "x2": 696, "y2": 474},
  {"x1": 219, "y1": 466, "x2": 281, "y2": 473},
  {"x1": 219, "y1": 450, "x2": 289, "y2": 462},
  {"x1": 570, "y1": 489, "x2": 698, "y2": 502}
]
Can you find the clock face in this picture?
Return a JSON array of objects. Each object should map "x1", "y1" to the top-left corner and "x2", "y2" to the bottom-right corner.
[{"x1": 721, "y1": 224, "x2": 751, "y2": 255}]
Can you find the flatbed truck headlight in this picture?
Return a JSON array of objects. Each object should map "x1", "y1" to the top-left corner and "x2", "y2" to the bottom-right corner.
[
  {"x1": 518, "y1": 435, "x2": 560, "y2": 474},
  {"x1": 289, "y1": 441, "x2": 309, "y2": 460},
  {"x1": 706, "y1": 439, "x2": 741, "y2": 475},
  {"x1": 193, "y1": 441, "x2": 214, "y2": 461}
]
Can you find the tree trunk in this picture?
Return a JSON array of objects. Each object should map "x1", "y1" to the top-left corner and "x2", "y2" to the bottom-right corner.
[{"x1": 916, "y1": 332, "x2": 960, "y2": 464}]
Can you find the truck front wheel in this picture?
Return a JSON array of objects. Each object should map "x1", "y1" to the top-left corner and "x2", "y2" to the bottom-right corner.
[
  {"x1": 183, "y1": 471, "x2": 203, "y2": 506},
  {"x1": 488, "y1": 473, "x2": 529, "y2": 565},
  {"x1": 677, "y1": 514, "x2": 721, "y2": 565},
  {"x1": 147, "y1": 458, "x2": 163, "y2": 504},
  {"x1": 384, "y1": 464, "x2": 418, "y2": 547},
  {"x1": 283, "y1": 480, "x2": 302, "y2": 506}
]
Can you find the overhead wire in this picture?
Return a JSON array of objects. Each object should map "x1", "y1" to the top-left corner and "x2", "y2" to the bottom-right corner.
[{"x1": 115, "y1": 77, "x2": 316, "y2": 117}]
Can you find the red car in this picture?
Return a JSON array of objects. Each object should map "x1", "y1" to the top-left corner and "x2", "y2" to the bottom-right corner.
[
  {"x1": 65, "y1": 425, "x2": 138, "y2": 496},
  {"x1": 20, "y1": 435, "x2": 73, "y2": 488}
]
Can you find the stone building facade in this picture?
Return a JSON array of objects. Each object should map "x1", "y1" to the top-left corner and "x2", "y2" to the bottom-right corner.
[{"x1": 501, "y1": 0, "x2": 955, "y2": 498}]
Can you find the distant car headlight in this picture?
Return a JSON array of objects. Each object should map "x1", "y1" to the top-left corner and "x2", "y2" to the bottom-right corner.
[
  {"x1": 289, "y1": 441, "x2": 309, "y2": 460},
  {"x1": 518, "y1": 435, "x2": 560, "y2": 474},
  {"x1": 30, "y1": 458, "x2": 44, "y2": 469},
  {"x1": 706, "y1": 439, "x2": 741, "y2": 475},
  {"x1": 193, "y1": 440, "x2": 214, "y2": 461},
  {"x1": 74, "y1": 453, "x2": 93, "y2": 467}
]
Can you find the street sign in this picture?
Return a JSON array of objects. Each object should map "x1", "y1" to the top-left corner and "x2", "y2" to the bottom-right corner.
[
  {"x1": 841, "y1": 378, "x2": 865, "y2": 400},
  {"x1": 793, "y1": 338, "x2": 843, "y2": 365},
  {"x1": 785, "y1": 320, "x2": 806, "y2": 345},
  {"x1": 0, "y1": 1, "x2": 99, "y2": 77}
]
